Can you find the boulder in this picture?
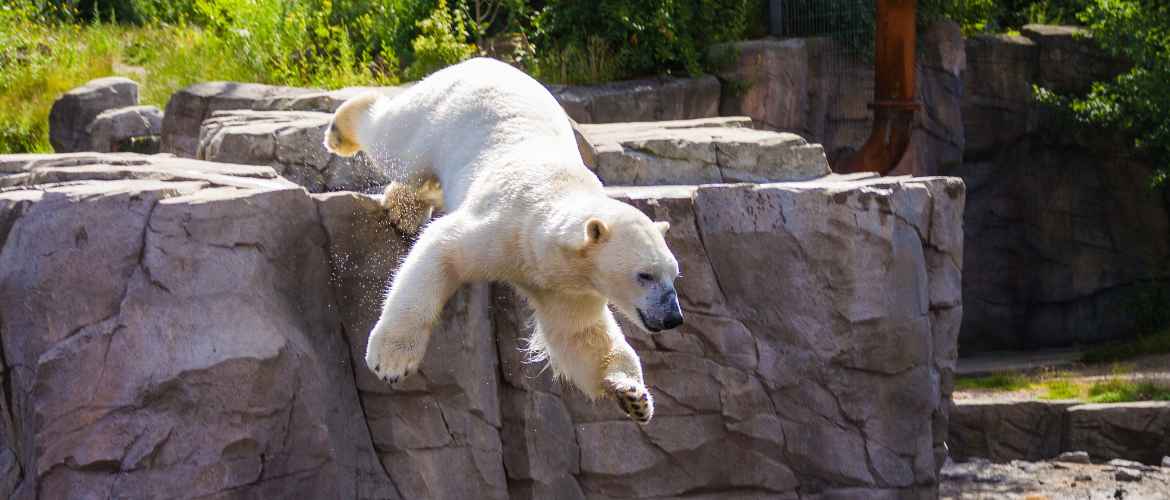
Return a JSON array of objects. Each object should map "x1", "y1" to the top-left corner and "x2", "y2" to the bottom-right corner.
[
  {"x1": 576, "y1": 117, "x2": 831, "y2": 185},
  {"x1": 547, "y1": 76, "x2": 721, "y2": 124},
  {"x1": 161, "y1": 81, "x2": 318, "y2": 157},
  {"x1": 710, "y1": 39, "x2": 809, "y2": 132},
  {"x1": 0, "y1": 152, "x2": 966, "y2": 498},
  {"x1": 86, "y1": 105, "x2": 163, "y2": 153},
  {"x1": 0, "y1": 160, "x2": 390, "y2": 499},
  {"x1": 162, "y1": 82, "x2": 412, "y2": 160},
  {"x1": 198, "y1": 110, "x2": 387, "y2": 192},
  {"x1": 253, "y1": 85, "x2": 413, "y2": 114},
  {"x1": 0, "y1": 152, "x2": 293, "y2": 190},
  {"x1": 48, "y1": 77, "x2": 139, "y2": 153}
]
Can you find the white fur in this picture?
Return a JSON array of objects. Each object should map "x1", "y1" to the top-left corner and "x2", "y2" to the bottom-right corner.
[{"x1": 325, "y1": 58, "x2": 679, "y2": 423}]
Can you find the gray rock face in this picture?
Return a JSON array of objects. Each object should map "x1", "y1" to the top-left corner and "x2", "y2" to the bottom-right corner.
[
  {"x1": 0, "y1": 153, "x2": 965, "y2": 498},
  {"x1": 712, "y1": 20, "x2": 966, "y2": 177},
  {"x1": 254, "y1": 85, "x2": 413, "y2": 114},
  {"x1": 949, "y1": 401, "x2": 1076, "y2": 462},
  {"x1": 166, "y1": 77, "x2": 721, "y2": 160},
  {"x1": 86, "y1": 105, "x2": 163, "y2": 153},
  {"x1": 0, "y1": 152, "x2": 294, "y2": 190},
  {"x1": 161, "y1": 81, "x2": 319, "y2": 157},
  {"x1": 1020, "y1": 24, "x2": 1129, "y2": 96},
  {"x1": 49, "y1": 77, "x2": 140, "y2": 153},
  {"x1": 1067, "y1": 403, "x2": 1170, "y2": 466},
  {"x1": 577, "y1": 117, "x2": 830, "y2": 185},
  {"x1": 949, "y1": 400, "x2": 1170, "y2": 465},
  {"x1": 951, "y1": 25, "x2": 1167, "y2": 351},
  {"x1": 547, "y1": 76, "x2": 721, "y2": 124},
  {"x1": 198, "y1": 110, "x2": 387, "y2": 192},
  {"x1": 962, "y1": 33, "x2": 1039, "y2": 156},
  {"x1": 711, "y1": 39, "x2": 809, "y2": 132},
  {"x1": 199, "y1": 113, "x2": 828, "y2": 190},
  {"x1": 0, "y1": 157, "x2": 390, "y2": 499}
]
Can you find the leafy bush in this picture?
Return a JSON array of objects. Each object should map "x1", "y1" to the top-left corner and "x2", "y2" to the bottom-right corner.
[
  {"x1": 922, "y1": 0, "x2": 1092, "y2": 34},
  {"x1": 1033, "y1": 0, "x2": 1170, "y2": 185},
  {"x1": 529, "y1": 0, "x2": 765, "y2": 83},
  {"x1": 405, "y1": 0, "x2": 476, "y2": 80}
]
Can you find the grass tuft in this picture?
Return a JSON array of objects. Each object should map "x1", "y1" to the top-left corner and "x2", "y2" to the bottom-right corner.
[{"x1": 954, "y1": 372, "x2": 1032, "y2": 392}]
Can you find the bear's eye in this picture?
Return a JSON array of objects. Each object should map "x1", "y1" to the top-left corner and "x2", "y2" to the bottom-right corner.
[{"x1": 637, "y1": 272, "x2": 655, "y2": 283}]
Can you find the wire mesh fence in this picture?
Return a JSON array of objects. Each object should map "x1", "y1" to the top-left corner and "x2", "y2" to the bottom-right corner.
[{"x1": 769, "y1": 0, "x2": 875, "y2": 60}]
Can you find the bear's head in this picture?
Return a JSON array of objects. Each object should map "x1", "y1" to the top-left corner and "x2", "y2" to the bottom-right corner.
[{"x1": 567, "y1": 200, "x2": 684, "y2": 333}]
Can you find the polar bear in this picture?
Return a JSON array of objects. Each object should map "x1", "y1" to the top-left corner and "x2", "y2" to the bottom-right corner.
[{"x1": 324, "y1": 58, "x2": 683, "y2": 423}]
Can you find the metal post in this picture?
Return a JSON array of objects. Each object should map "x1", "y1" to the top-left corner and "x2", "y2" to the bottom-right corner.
[{"x1": 834, "y1": 0, "x2": 919, "y2": 175}]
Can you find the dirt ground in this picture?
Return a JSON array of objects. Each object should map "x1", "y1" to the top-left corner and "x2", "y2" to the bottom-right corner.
[{"x1": 941, "y1": 458, "x2": 1170, "y2": 499}]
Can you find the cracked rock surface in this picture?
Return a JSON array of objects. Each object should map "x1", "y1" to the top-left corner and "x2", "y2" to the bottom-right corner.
[
  {"x1": 198, "y1": 110, "x2": 388, "y2": 193},
  {"x1": 0, "y1": 153, "x2": 963, "y2": 499},
  {"x1": 577, "y1": 117, "x2": 831, "y2": 185}
]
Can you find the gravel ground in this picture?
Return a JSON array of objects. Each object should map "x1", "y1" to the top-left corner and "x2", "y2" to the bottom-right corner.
[{"x1": 941, "y1": 457, "x2": 1170, "y2": 499}]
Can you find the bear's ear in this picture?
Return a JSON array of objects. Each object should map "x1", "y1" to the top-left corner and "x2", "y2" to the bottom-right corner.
[
  {"x1": 584, "y1": 217, "x2": 610, "y2": 246},
  {"x1": 654, "y1": 221, "x2": 670, "y2": 235}
]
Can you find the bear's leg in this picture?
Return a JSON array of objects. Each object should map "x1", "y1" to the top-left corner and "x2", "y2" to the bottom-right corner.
[
  {"x1": 366, "y1": 216, "x2": 462, "y2": 383},
  {"x1": 531, "y1": 300, "x2": 656, "y2": 424},
  {"x1": 600, "y1": 338, "x2": 655, "y2": 424},
  {"x1": 382, "y1": 176, "x2": 443, "y2": 234}
]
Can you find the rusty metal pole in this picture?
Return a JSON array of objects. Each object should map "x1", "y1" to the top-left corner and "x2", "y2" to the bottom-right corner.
[{"x1": 834, "y1": 0, "x2": 919, "y2": 175}]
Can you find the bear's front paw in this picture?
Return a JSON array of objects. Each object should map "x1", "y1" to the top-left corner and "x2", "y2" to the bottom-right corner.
[
  {"x1": 607, "y1": 380, "x2": 654, "y2": 424},
  {"x1": 366, "y1": 331, "x2": 426, "y2": 385}
]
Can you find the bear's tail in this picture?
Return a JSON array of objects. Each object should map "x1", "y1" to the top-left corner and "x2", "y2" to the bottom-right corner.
[{"x1": 324, "y1": 91, "x2": 381, "y2": 157}]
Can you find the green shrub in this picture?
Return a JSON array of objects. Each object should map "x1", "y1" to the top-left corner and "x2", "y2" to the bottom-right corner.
[
  {"x1": 405, "y1": 0, "x2": 477, "y2": 80},
  {"x1": 529, "y1": 0, "x2": 765, "y2": 84},
  {"x1": 1033, "y1": 0, "x2": 1170, "y2": 186},
  {"x1": 922, "y1": 0, "x2": 1093, "y2": 34}
]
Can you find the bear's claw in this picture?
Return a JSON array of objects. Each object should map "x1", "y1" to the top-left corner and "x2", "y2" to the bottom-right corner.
[{"x1": 609, "y1": 383, "x2": 654, "y2": 424}]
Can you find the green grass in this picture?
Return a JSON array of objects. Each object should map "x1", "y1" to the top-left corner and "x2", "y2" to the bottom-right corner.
[
  {"x1": 1037, "y1": 378, "x2": 1081, "y2": 400},
  {"x1": 1086, "y1": 379, "x2": 1170, "y2": 403},
  {"x1": 0, "y1": 21, "x2": 266, "y2": 153},
  {"x1": 1082, "y1": 328, "x2": 1170, "y2": 364},
  {"x1": 958, "y1": 366, "x2": 1170, "y2": 403},
  {"x1": 0, "y1": 1, "x2": 397, "y2": 154},
  {"x1": 954, "y1": 372, "x2": 1032, "y2": 392}
]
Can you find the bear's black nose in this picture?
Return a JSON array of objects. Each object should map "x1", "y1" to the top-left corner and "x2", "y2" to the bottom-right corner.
[{"x1": 662, "y1": 309, "x2": 683, "y2": 330}]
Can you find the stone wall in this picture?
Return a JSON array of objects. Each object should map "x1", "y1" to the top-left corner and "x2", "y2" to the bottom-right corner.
[
  {"x1": 0, "y1": 153, "x2": 964, "y2": 499},
  {"x1": 712, "y1": 20, "x2": 967, "y2": 178},
  {"x1": 950, "y1": 400, "x2": 1170, "y2": 466},
  {"x1": 162, "y1": 77, "x2": 720, "y2": 159},
  {"x1": 942, "y1": 25, "x2": 1170, "y2": 351}
]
